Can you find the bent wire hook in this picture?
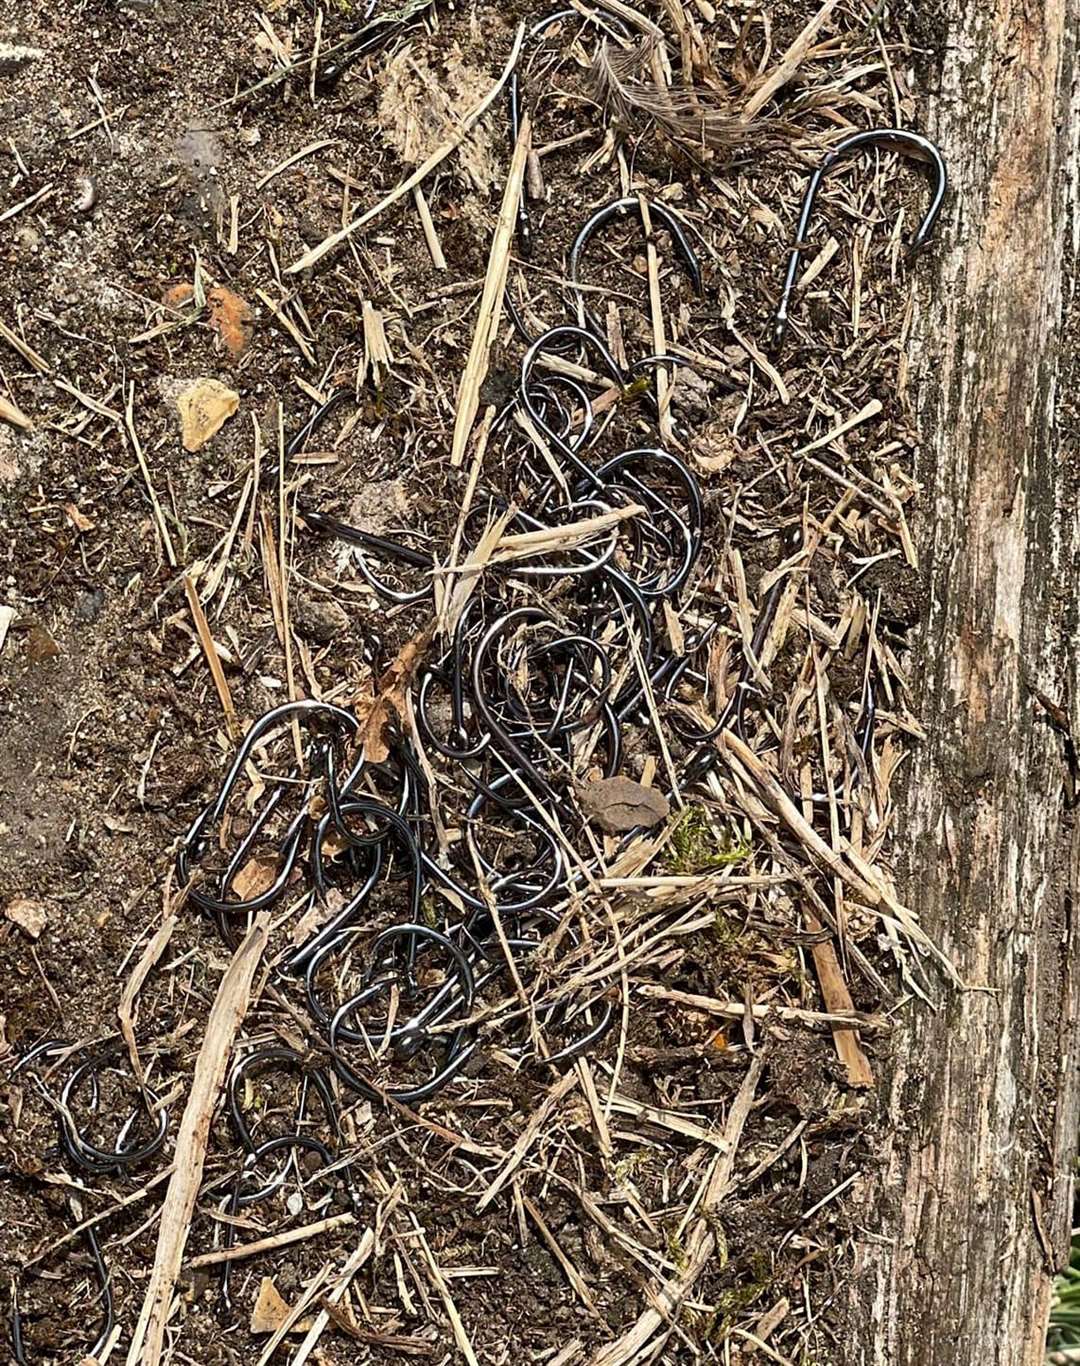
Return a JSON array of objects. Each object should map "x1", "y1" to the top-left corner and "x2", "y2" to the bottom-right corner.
[{"x1": 773, "y1": 127, "x2": 947, "y2": 345}]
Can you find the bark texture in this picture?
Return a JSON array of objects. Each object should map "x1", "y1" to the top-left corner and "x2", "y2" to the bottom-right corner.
[{"x1": 842, "y1": 2, "x2": 1080, "y2": 1363}]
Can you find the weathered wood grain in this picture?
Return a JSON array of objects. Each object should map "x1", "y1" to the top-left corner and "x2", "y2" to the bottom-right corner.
[{"x1": 842, "y1": 2, "x2": 1080, "y2": 1362}]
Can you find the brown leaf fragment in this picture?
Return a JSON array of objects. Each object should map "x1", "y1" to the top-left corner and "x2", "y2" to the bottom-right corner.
[
  {"x1": 64, "y1": 502, "x2": 94, "y2": 532},
  {"x1": 578, "y1": 777, "x2": 671, "y2": 834},
  {"x1": 26, "y1": 623, "x2": 61, "y2": 661},
  {"x1": 250, "y1": 1277, "x2": 312, "y2": 1335},
  {"x1": 5, "y1": 896, "x2": 49, "y2": 939},
  {"x1": 363, "y1": 621, "x2": 435, "y2": 762},
  {"x1": 231, "y1": 854, "x2": 281, "y2": 901}
]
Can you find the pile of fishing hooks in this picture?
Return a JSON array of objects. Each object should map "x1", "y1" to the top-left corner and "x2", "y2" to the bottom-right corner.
[{"x1": 4, "y1": 10, "x2": 947, "y2": 1351}]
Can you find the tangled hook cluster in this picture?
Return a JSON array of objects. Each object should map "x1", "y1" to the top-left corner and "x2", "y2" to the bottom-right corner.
[{"x1": 6, "y1": 15, "x2": 945, "y2": 1352}]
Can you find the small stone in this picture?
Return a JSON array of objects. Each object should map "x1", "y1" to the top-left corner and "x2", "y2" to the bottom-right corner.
[
  {"x1": 162, "y1": 281, "x2": 195, "y2": 310},
  {"x1": 207, "y1": 286, "x2": 254, "y2": 359},
  {"x1": 176, "y1": 378, "x2": 239, "y2": 452},
  {"x1": 345, "y1": 479, "x2": 409, "y2": 539},
  {"x1": 73, "y1": 589, "x2": 105, "y2": 624},
  {"x1": 5, "y1": 897, "x2": 49, "y2": 939},
  {"x1": 578, "y1": 776, "x2": 670, "y2": 834},
  {"x1": 294, "y1": 593, "x2": 350, "y2": 644}
]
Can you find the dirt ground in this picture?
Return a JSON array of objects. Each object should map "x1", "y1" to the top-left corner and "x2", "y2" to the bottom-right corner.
[{"x1": 0, "y1": 2, "x2": 944, "y2": 1362}]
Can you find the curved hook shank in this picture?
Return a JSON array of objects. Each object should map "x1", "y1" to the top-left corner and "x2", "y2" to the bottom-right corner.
[
  {"x1": 773, "y1": 127, "x2": 948, "y2": 345},
  {"x1": 569, "y1": 197, "x2": 703, "y2": 342}
]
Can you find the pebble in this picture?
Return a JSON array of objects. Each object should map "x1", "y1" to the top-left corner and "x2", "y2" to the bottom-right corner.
[
  {"x1": 5, "y1": 896, "x2": 49, "y2": 939},
  {"x1": 73, "y1": 588, "x2": 105, "y2": 624},
  {"x1": 176, "y1": 378, "x2": 239, "y2": 452},
  {"x1": 294, "y1": 593, "x2": 350, "y2": 645}
]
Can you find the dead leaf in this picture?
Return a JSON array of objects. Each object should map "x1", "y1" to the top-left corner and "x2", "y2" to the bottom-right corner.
[
  {"x1": 291, "y1": 888, "x2": 345, "y2": 947},
  {"x1": 64, "y1": 502, "x2": 94, "y2": 533},
  {"x1": 208, "y1": 286, "x2": 254, "y2": 358},
  {"x1": 250, "y1": 1277, "x2": 291, "y2": 1334},
  {"x1": 250, "y1": 1276, "x2": 313, "y2": 1335},
  {"x1": 363, "y1": 622, "x2": 436, "y2": 763},
  {"x1": 578, "y1": 777, "x2": 671, "y2": 834},
  {"x1": 5, "y1": 897, "x2": 49, "y2": 939},
  {"x1": 232, "y1": 854, "x2": 281, "y2": 901},
  {"x1": 177, "y1": 378, "x2": 240, "y2": 453},
  {"x1": 378, "y1": 46, "x2": 501, "y2": 208},
  {"x1": 26, "y1": 623, "x2": 61, "y2": 662},
  {"x1": 693, "y1": 446, "x2": 736, "y2": 474}
]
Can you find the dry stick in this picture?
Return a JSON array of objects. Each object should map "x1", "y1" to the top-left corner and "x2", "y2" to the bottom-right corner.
[
  {"x1": 0, "y1": 393, "x2": 31, "y2": 429},
  {"x1": 522, "y1": 1193, "x2": 600, "y2": 1315},
  {"x1": 253, "y1": 1262, "x2": 338, "y2": 1366},
  {"x1": 742, "y1": 0, "x2": 843, "y2": 120},
  {"x1": 412, "y1": 185, "x2": 447, "y2": 269},
  {"x1": 256, "y1": 137, "x2": 337, "y2": 191},
  {"x1": 449, "y1": 112, "x2": 531, "y2": 468},
  {"x1": 800, "y1": 452, "x2": 895, "y2": 518},
  {"x1": 476, "y1": 1069, "x2": 578, "y2": 1212},
  {"x1": 285, "y1": 1256, "x2": 374, "y2": 1364},
  {"x1": 117, "y1": 915, "x2": 176, "y2": 1085},
  {"x1": 637, "y1": 984, "x2": 889, "y2": 1035},
  {"x1": 438, "y1": 403, "x2": 496, "y2": 635},
  {"x1": 573, "y1": 0, "x2": 663, "y2": 37},
  {"x1": 638, "y1": 196, "x2": 673, "y2": 446},
  {"x1": 720, "y1": 729, "x2": 959, "y2": 978},
  {"x1": 256, "y1": 289, "x2": 317, "y2": 365},
  {"x1": 278, "y1": 1182, "x2": 403, "y2": 1366},
  {"x1": 791, "y1": 398, "x2": 884, "y2": 457},
  {"x1": 806, "y1": 651, "x2": 874, "y2": 1088},
  {"x1": 288, "y1": 24, "x2": 525, "y2": 274},
  {"x1": 0, "y1": 183, "x2": 55, "y2": 224},
  {"x1": 0, "y1": 316, "x2": 51, "y2": 373},
  {"x1": 187, "y1": 1211, "x2": 357, "y2": 1268},
  {"x1": 183, "y1": 574, "x2": 239, "y2": 739},
  {"x1": 411, "y1": 1218, "x2": 481, "y2": 1366},
  {"x1": 126, "y1": 914, "x2": 269, "y2": 1366},
  {"x1": 804, "y1": 908, "x2": 874, "y2": 1084},
  {"x1": 278, "y1": 404, "x2": 303, "y2": 768},
  {"x1": 482, "y1": 503, "x2": 645, "y2": 562},
  {"x1": 26, "y1": 1166, "x2": 175, "y2": 1268},
  {"x1": 576, "y1": 1057, "x2": 613, "y2": 1158},
  {"x1": 125, "y1": 386, "x2": 177, "y2": 567}
]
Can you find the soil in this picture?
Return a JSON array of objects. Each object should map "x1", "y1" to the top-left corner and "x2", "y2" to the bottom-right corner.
[{"x1": 0, "y1": 3, "x2": 941, "y2": 1363}]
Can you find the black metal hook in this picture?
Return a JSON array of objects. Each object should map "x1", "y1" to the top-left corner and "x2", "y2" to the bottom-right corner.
[{"x1": 773, "y1": 127, "x2": 947, "y2": 345}]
